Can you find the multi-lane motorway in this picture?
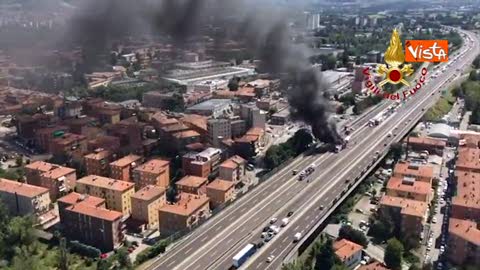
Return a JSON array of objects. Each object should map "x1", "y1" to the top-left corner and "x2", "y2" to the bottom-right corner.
[{"x1": 143, "y1": 29, "x2": 479, "y2": 270}]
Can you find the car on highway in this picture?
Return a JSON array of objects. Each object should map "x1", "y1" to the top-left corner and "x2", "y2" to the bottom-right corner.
[
  {"x1": 266, "y1": 255, "x2": 275, "y2": 263},
  {"x1": 287, "y1": 211, "x2": 294, "y2": 217},
  {"x1": 319, "y1": 205, "x2": 324, "y2": 210},
  {"x1": 270, "y1": 217, "x2": 277, "y2": 224},
  {"x1": 292, "y1": 169, "x2": 298, "y2": 175},
  {"x1": 293, "y1": 232, "x2": 302, "y2": 242}
]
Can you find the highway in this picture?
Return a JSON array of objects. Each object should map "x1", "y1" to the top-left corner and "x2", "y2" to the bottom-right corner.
[{"x1": 142, "y1": 29, "x2": 479, "y2": 270}]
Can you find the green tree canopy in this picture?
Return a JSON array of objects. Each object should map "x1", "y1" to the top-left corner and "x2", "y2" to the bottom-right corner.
[
  {"x1": 338, "y1": 225, "x2": 369, "y2": 247},
  {"x1": 384, "y1": 238, "x2": 404, "y2": 270}
]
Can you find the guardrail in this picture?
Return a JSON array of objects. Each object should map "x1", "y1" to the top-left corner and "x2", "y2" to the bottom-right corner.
[{"x1": 283, "y1": 107, "x2": 424, "y2": 264}]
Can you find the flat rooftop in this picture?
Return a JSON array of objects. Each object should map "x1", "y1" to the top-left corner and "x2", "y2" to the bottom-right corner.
[
  {"x1": 187, "y1": 99, "x2": 232, "y2": 111},
  {"x1": 77, "y1": 175, "x2": 134, "y2": 192}
]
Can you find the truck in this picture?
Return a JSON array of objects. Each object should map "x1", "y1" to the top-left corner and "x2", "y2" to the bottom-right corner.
[
  {"x1": 334, "y1": 136, "x2": 350, "y2": 153},
  {"x1": 232, "y1": 244, "x2": 256, "y2": 268}
]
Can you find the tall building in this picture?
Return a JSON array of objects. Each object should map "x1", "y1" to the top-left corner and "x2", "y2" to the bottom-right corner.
[
  {"x1": 393, "y1": 162, "x2": 434, "y2": 183},
  {"x1": 58, "y1": 192, "x2": 124, "y2": 251},
  {"x1": 206, "y1": 179, "x2": 235, "y2": 209},
  {"x1": 386, "y1": 176, "x2": 431, "y2": 202},
  {"x1": 76, "y1": 175, "x2": 135, "y2": 216},
  {"x1": 451, "y1": 171, "x2": 480, "y2": 222},
  {"x1": 0, "y1": 178, "x2": 50, "y2": 216},
  {"x1": 207, "y1": 119, "x2": 231, "y2": 147},
  {"x1": 448, "y1": 218, "x2": 480, "y2": 265},
  {"x1": 109, "y1": 154, "x2": 143, "y2": 182},
  {"x1": 25, "y1": 161, "x2": 76, "y2": 200},
  {"x1": 379, "y1": 195, "x2": 428, "y2": 238},
  {"x1": 132, "y1": 159, "x2": 170, "y2": 190},
  {"x1": 131, "y1": 185, "x2": 166, "y2": 230},
  {"x1": 158, "y1": 193, "x2": 210, "y2": 236},
  {"x1": 219, "y1": 155, "x2": 246, "y2": 184},
  {"x1": 84, "y1": 150, "x2": 113, "y2": 177},
  {"x1": 176, "y1": 175, "x2": 208, "y2": 195},
  {"x1": 305, "y1": 12, "x2": 321, "y2": 30}
]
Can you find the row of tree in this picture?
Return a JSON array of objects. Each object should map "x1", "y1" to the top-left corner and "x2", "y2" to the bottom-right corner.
[{"x1": 264, "y1": 129, "x2": 314, "y2": 170}]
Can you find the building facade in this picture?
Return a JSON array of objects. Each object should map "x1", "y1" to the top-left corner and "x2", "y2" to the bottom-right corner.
[{"x1": 75, "y1": 175, "x2": 135, "y2": 216}]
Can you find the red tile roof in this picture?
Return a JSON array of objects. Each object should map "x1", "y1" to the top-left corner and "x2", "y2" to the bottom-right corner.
[
  {"x1": 77, "y1": 175, "x2": 134, "y2": 192},
  {"x1": 207, "y1": 179, "x2": 235, "y2": 191},
  {"x1": 57, "y1": 192, "x2": 105, "y2": 207},
  {"x1": 0, "y1": 178, "x2": 49, "y2": 198},
  {"x1": 159, "y1": 193, "x2": 209, "y2": 216},
  {"x1": 394, "y1": 162, "x2": 434, "y2": 181},
  {"x1": 131, "y1": 185, "x2": 165, "y2": 201},
  {"x1": 449, "y1": 218, "x2": 480, "y2": 246},
  {"x1": 380, "y1": 195, "x2": 428, "y2": 218},
  {"x1": 452, "y1": 171, "x2": 480, "y2": 211},
  {"x1": 386, "y1": 176, "x2": 431, "y2": 196},
  {"x1": 134, "y1": 159, "x2": 169, "y2": 174},
  {"x1": 66, "y1": 203, "x2": 122, "y2": 221},
  {"x1": 333, "y1": 239, "x2": 363, "y2": 262},
  {"x1": 110, "y1": 154, "x2": 142, "y2": 168},
  {"x1": 176, "y1": 175, "x2": 208, "y2": 188}
]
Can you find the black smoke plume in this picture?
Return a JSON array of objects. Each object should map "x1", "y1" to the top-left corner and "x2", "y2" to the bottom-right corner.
[{"x1": 67, "y1": 0, "x2": 342, "y2": 144}]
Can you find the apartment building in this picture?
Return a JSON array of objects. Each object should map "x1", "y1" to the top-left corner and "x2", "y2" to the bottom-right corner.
[
  {"x1": 84, "y1": 150, "x2": 113, "y2": 177},
  {"x1": 218, "y1": 155, "x2": 246, "y2": 184},
  {"x1": 456, "y1": 148, "x2": 480, "y2": 173},
  {"x1": 207, "y1": 119, "x2": 231, "y2": 147},
  {"x1": 448, "y1": 218, "x2": 480, "y2": 265},
  {"x1": 25, "y1": 161, "x2": 76, "y2": 200},
  {"x1": 183, "y1": 147, "x2": 222, "y2": 178},
  {"x1": 386, "y1": 176, "x2": 431, "y2": 202},
  {"x1": 333, "y1": 239, "x2": 363, "y2": 269},
  {"x1": 132, "y1": 159, "x2": 170, "y2": 190},
  {"x1": 0, "y1": 178, "x2": 50, "y2": 216},
  {"x1": 405, "y1": 136, "x2": 447, "y2": 156},
  {"x1": 76, "y1": 175, "x2": 135, "y2": 216},
  {"x1": 451, "y1": 171, "x2": 480, "y2": 222},
  {"x1": 109, "y1": 154, "x2": 142, "y2": 182},
  {"x1": 50, "y1": 132, "x2": 88, "y2": 163},
  {"x1": 393, "y1": 162, "x2": 434, "y2": 183},
  {"x1": 59, "y1": 193, "x2": 124, "y2": 251},
  {"x1": 182, "y1": 152, "x2": 211, "y2": 178},
  {"x1": 158, "y1": 193, "x2": 210, "y2": 236},
  {"x1": 176, "y1": 175, "x2": 208, "y2": 195},
  {"x1": 131, "y1": 185, "x2": 166, "y2": 230},
  {"x1": 57, "y1": 192, "x2": 105, "y2": 221},
  {"x1": 206, "y1": 179, "x2": 235, "y2": 209},
  {"x1": 379, "y1": 195, "x2": 428, "y2": 238}
]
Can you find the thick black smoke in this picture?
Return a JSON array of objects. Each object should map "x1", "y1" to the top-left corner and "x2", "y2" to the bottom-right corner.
[{"x1": 67, "y1": 0, "x2": 342, "y2": 144}]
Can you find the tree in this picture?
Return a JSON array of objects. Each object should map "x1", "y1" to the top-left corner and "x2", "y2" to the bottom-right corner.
[
  {"x1": 338, "y1": 225, "x2": 369, "y2": 247},
  {"x1": 58, "y1": 238, "x2": 68, "y2": 270},
  {"x1": 469, "y1": 70, "x2": 478, "y2": 81},
  {"x1": 15, "y1": 156, "x2": 23, "y2": 167},
  {"x1": 228, "y1": 77, "x2": 240, "y2": 91},
  {"x1": 290, "y1": 129, "x2": 314, "y2": 155},
  {"x1": 115, "y1": 247, "x2": 132, "y2": 269},
  {"x1": 389, "y1": 143, "x2": 404, "y2": 162},
  {"x1": 384, "y1": 238, "x2": 404, "y2": 270},
  {"x1": 332, "y1": 264, "x2": 349, "y2": 270},
  {"x1": 281, "y1": 260, "x2": 307, "y2": 270},
  {"x1": 314, "y1": 239, "x2": 336, "y2": 270}
]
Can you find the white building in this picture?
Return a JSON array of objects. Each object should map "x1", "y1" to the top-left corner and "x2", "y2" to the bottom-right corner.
[
  {"x1": 306, "y1": 12, "x2": 321, "y2": 30},
  {"x1": 193, "y1": 79, "x2": 229, "y2": 93},
  {"x1": 333, "y1": 239, "x2": 363, "y2": 269},
  {"x1": 252, "y1": 109, "x2": 267, "y2": 129},
  {"x1": 207, "y1": 119, "x2": 232, "y2": 147}
]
